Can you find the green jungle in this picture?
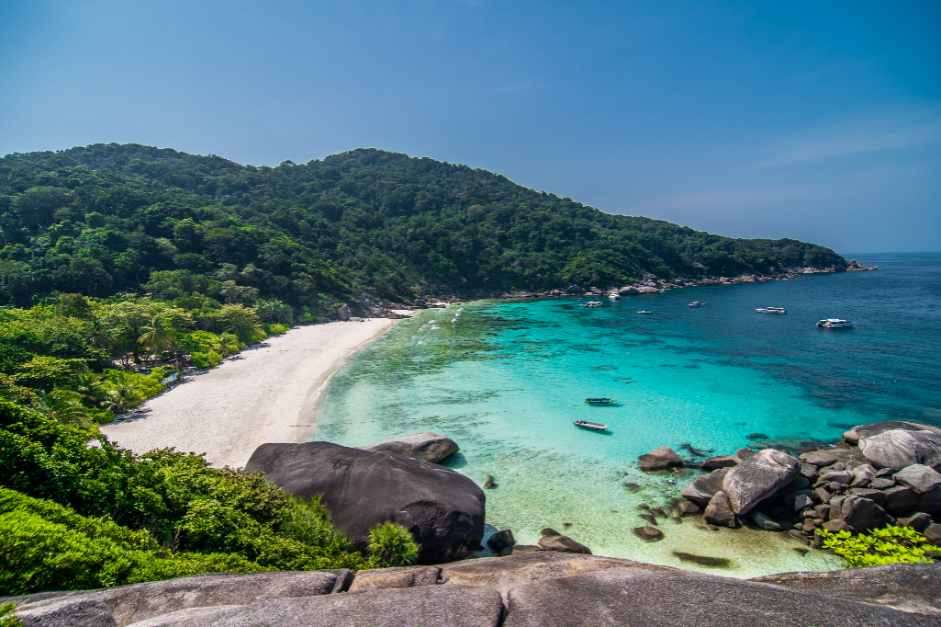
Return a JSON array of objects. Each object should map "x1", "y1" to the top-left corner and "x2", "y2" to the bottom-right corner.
[{"x1": 0, "y1": 144, "x2": 860, "y2": 595}]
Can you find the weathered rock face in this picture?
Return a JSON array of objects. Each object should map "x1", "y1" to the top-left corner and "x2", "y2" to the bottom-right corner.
[
  {"x1": 537, "y1": 535, "x2": 592, "y2": 554},
  {"x1": 857, "y1": 429, "x2": 941, "y2": 470},
  {"x1": 637, "y1": 446, "x2": 683, "y2": 472},
  {"x1": 839, "y1": 495, "x2": 891, "y2": 533},
  {"x1": 337, "y1": 303, "x2": 352, "y2": 321},
  {"x1": 619, "y1": 286, "x2": 640, "y2": 295},
  {"x1": 722, "y1": 449, "x2": 800, "y2": 514},
  {"x1": 680, "y1": 467, "x2": 729, "y2": 504},
  {"x1": 894, "y1": 464, "x2": 941, "y2": 494},
  {"x1": 244, "y1": 442, "x2": 485, "y2": 563},
  {"x1": 843, "y1": 421, "x2": 941, "y2": 446},
  {"x1": 752, "y1": 563, "x2": 941, "y2": 616},
  {"x1": 701, "y1": 455, "x2": 738, "y2": 470},
  {"x1": 358, "y1": 432, "x2": 459, "y2": 464}
]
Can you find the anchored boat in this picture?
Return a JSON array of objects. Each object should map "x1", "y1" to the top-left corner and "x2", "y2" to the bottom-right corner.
[
  {"x1": 585, "y1": 398, "x2": 617, "y2": 404},
  {"x1": 817, "y1": 319, "x2": 855, "y2": 328},
  {"x1": 755, "y1": 307, "x2": 787, "y2": 314},
  {"x1": 580, "y1": 301, "x2": 602, "y2": 308},
  {"x1": 688, "y1": 301, "x2": 706, "y2": 308},
  {"x1": 574, "y1": 419, "x2": 608, "y2": 431}
]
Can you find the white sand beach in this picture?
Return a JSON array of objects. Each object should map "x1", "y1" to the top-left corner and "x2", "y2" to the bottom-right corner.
[{"x1": 100, "y1": 318, "x2": 406, "y2": 469}]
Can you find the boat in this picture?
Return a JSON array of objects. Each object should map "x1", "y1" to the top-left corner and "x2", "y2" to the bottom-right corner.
[
  {"x1": 817, "y1": 319, "x2": 855, "y2": 329},
  {"x1": 637, "y1": 310, "x2": 653, "y2": 314},
  {"x1": 580, "y1": 301, "x2": 602, "y2": 308},
  {"x1": 574, "y1": 419, "x2": 608, "y2": 431},
  {"x1": 585, "y1": 398, "x2": 616, "y2": 404},
  {"x1": 688, "y1": 301, "x2": 706, "y2": 308},
  {"x1": 755, "y1": 307, "x2": 787, "y2": 314},
  {"x1": 608, "y1": 293, "x2": 621, "y2": 299}
]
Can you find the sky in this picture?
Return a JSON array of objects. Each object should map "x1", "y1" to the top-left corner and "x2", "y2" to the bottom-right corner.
[{"x1": 1, "y1": 0, "x2": 939, "y2": 253}]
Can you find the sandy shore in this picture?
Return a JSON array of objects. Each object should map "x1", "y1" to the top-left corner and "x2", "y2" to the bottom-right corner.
[{"x1": 100, "y1": 318, "x2": 406, "y2": 469}]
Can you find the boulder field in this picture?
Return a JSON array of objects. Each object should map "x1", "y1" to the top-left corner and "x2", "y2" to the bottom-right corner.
[
  {"x1": 635, "y1": 420, "x2": 941, "y2": 548},
  {"x1": 5, "y1": 554, "x2": 939, "y2": 626}
]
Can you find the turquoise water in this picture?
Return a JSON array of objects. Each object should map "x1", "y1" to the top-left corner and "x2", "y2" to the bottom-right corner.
[{"x1": 315, "y1": 252, "x2": 941, "y2": 576}]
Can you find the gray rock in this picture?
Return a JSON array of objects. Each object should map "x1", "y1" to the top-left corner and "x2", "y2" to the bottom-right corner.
[
  {"x1": 636, "y1": 286, "x2": 661, "y2": 294},
  {"x1": 487, "y1": 529, "x2": 515, "y2": 552},
  {"x1": 894, "y1": 464, "x2": 941, "y2": 494},
  {"x1": 244, "y1": 442, "x2": 485, "y2": 563},
  {"x1": 649, "y1": 506, "x2": 667, "y2": 518},
  {"x1": 823, "y1": 519, "x2": 852, "y2": 533},
  {"x1": 799, "y1": 463, "x2": 819, "y2": 481},
  {"x1": 9, "y1": 571, "x2": 352, "y2": 627},
  {"x1": 919, "y1": 486, "x2": 941, "y2": 513},
  {"x1": 702, "y1": 455, "x2": 738, "y2": 470},
  {"x1": 817, "y1": 470, "x2": 853, "y2": 486},
  {"x1": 788, "y1": 475, "x2": 811, "y2": 491},
  {"x1": 337, "y1": 303, "x2": 352, "y2": 321},
  {"x1": 538, "y1": 535, "x2": 592, "y2": 554},
  {"x1": 751, "y1": 510, "x2": 784, "y2": 531},
  {"x1": 619, "y1": 286, "x2": 640, "y2": 296},
  {"x1": 843, "y1": 420, "x2": 941, "y2": 446},
  {"x1": 704, "y1": 491, "x2": 737, "y2": 528},
  {"x1": 13, "y1": 598, "x2": 117, "y2": 627},
  {"x1": 347, "y1": 566, "x2": 441, "y2": 593},
  {"x1": 735, "y1": 448, "x2": 756, "y2": 459},
  {"x1": 898, "y1": 513, "x2": 933, "y2": 532},
  {"x1": 632, "y1": 526, "x2": 664, "y2": 541},
  {"x1": 814, "y1": 486, "x2": 831, "y2": 503},
  {"x1": 639, "y1": 513, "x2": 657, "y2": 525},
  {"x1": 502, "y1": 567, "x2": 934, "y2": 627},
  {"x1": 858, "y1": 429, "x2": 941, "y2": 471},
  {"x1": 829, "y1": 495, "x2": 846, "y2": 519},
  {"x1": 723, "y1": 449, "x2": 800, "y2": 515},
  {"x1": 884, "y1": 486, "x2": 919, "y2": 514},
  {"x1": 358, "y1": 432, "x2": 459, "y2": 464},
  {"x1": 850, "y1": 464, "x2": 877, "y2": 488},
  {"x1": 813, "y1": 504, "x2": 831, "y2": 519},
  {"x1": 128, "y1": 586, "x2": 504, "y2": 627},
  {"x1": 847, "y1": 487, "x2": 887, "y2": 506},
  {"x1": 800, "y1": 450, "x2": 838, "y2": 466},
  {"x1": 871, "y1": 477, "x2": 897, "y2": 489},
  {"x1": 752, "y1": 562, "x2": 941, "y2": 617},
  {"x1": 793, "y1": 493, "x2": 813, "y2": 511},
  {"x1": 680, "y1": 467, "x2": 730, "y2": 504},
  {"x1": 637, "y1": 446, "x2": 683, "y2": 472},
  {"x1": 924, "y1": 523, "x2": 941, "y2": 545},
  {"x1": 675, "y1": 500, "x2": 700, "y2": 516},
  {"x1": 841, "y1": 495, "x2": 890, "y2": 533}
]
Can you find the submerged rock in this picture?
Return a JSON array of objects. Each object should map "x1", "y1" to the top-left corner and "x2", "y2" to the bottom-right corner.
[
  {"x1": 631, "y1": 526, "x2": 664, "y2": 542},
  {"x1": 702, "y1": 455, "x2": 738, "y2": 470}
]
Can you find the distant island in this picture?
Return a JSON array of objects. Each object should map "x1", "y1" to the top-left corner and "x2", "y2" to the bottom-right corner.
[{"x1": 0, "y1": 144, "x2": 847, "y2": 316}]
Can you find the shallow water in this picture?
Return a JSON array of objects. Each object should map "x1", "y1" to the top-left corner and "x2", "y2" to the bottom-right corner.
[{"x1": 315, "y1": 252, "x2": 941, "y2": 576}]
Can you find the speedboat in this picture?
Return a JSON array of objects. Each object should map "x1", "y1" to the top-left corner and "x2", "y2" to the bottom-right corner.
[
  {"x1": 580, "y1": 301, "x2": 602, "y2": 308},
  {"x1": 574, "y1": 419, "x2": 608, "y2": 431},
  {"x1": 688, "y1": 301, "x2": 706, "y2": 308},
  {"x1": 637, "y1": 310, "x2": 653, "y2": 314},
  {"x1": 585, "y1": 398, "x2": 617, "y2": 404},
  {"x1": 755, "y1": 307, "x2": 787, "y2": 314},
  {"x1": 608, "y1": 293, "x2": 621, "y2": 299},
  {"x1": 817, "y1": 319, "x2": 855, "y2": 328}
]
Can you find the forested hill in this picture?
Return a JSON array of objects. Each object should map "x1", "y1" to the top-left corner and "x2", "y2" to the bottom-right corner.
[{"x1": 0, "y1": 143, "x2": 845, "y2": 313}]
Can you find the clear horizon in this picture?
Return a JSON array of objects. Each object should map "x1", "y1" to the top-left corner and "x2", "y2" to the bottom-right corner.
[{"x1": 2, "y1": 1, "x2": 939, "y2": 253}]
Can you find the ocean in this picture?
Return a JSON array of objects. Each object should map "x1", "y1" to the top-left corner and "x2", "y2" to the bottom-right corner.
[{"x1": 315, "y1": 252, "x2": 941, "y2": 576}]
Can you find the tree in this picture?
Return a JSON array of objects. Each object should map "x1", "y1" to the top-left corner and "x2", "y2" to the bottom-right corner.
[{"x1": 31, "y1": 389, "x2": 90, "y2": 427}]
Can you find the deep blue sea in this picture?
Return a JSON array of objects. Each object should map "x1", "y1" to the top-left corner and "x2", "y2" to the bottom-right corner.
[{"x1": 315, "y1": 252, "x2": 941, "y2": 576}]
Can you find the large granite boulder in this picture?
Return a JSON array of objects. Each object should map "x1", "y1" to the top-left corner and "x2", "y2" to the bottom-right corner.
[
  {"x1": 843, "y1": 421, "x2": 941, "y2": 446},
  {"x1": 837, "y1": 495, "x2": 891, "y2": 533},
  {"x1": 918, "y1": 486, "x2": 941, "y2": 513},
  {"x1": 857, "y1": 429, "x2": 941, "y2": 470},
  {"x1": 637, "y1": 446, "x2": 683, "y2": 472},
  {"x1": 358, "y1": 432, "x2": 459, "y2": 464},
  {"x1": 680, "y1": 467, "x2": 730, "y2": 504},
  {"x1": 703, "y1": 491, "x2": 737, "y2": 528},
  {"x1": 752, "y1": 563, "x2": 941, "y2": 616},
  {"x1": 501, "y1": 568, "x2": 934, "y2": 626},
  {"x1": 722, "y1": 449, "x2": 800, "y2": 514},
  {"x1": 894, "y1": 464, "x2": 941, "y2": 494},
  {"x1": 244, "y1": 442, "x2": 485, "y2": 563},
  {"x1": 619, "y1": 286, "x2": 640, "y2": 296}
]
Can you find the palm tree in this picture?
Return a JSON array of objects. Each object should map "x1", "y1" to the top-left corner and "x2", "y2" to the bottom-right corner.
[
  {"x1": 103, "y1": 381, "x2": 144, "y2": 414},
  {"x1": 70, "y1": 371, "x2": 109, "y2": 408},
  {"x1": 31, "y1": 389, "x2": 91, "y2": 427},
  {"x1": 138, "y1": 317, "x2": 174, "y2": 363}
]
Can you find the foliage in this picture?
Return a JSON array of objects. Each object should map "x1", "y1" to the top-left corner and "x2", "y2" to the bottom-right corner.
[
  {"x1": 0, "y1": 144, "x2": 845, "y2": 310},
  {"x1": 366, "y1": 521, "x2": 420, "y2": 568},
  {"x1": 0, "y1": 602, "x2": 21, "y2": 627},
  {"x1": 819, "y1": 525, "x2": 940, "y2": 568},
  {"x1": 189, "y1": 351, "x2": 223, "y2": 368}
]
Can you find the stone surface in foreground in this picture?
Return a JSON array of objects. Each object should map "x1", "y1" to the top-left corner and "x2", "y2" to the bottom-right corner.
[{"x1": 7, "y1": 554, "x2": 941, "y2": 626}]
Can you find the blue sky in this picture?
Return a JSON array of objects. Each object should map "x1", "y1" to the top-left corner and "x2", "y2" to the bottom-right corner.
[{"x1": 1, "y1": 0, "x2": 939, "y2": 253}]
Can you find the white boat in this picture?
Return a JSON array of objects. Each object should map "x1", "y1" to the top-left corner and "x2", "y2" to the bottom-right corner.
[
  {"x1": 574, "y1": 419, "x2": 608, "y2": 431},
  {"x1": 755, "y1": 307, "x2": 787, "y2": 314},
  {"x1": 817, "y1": 319, "x2": 855, "y2": 329},
  {"x1": 608, "y1": 293, "x2": 621, "y2": 299},
  {"x1": 688, "y1": 301, "x2": 706, "y2": 308},
  {"x1": 637, "y1": 310, "x2": 653, "y2": 314}
]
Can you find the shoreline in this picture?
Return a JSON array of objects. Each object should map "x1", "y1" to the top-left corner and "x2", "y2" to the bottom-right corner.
[{"x1": 100, "y1": 317, "x2": 407, "y2": 469}]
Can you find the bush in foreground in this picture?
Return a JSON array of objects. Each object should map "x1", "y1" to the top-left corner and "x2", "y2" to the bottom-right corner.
[{"x1": 819, "y1": 525, "x2": 939, "y2": 568}]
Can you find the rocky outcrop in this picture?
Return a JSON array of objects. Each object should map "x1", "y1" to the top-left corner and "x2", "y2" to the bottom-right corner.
[
  {"x1": 358, "y1": 432, "x2": 459, "y2": 464},
  {"x1": 843, "y1": 421, "x2": 941, "y2": 446},
  {"x1": 894, "y1": 464, "x2": 941, "y2": 494},
  {"x1": 722, "y1": 449, "x2": 800, "y2": 514},
  {"x1": 858, "y1": 429, "x2": 941, "y2": 470},
  {"x1": 637, "y1": 446, "x2": 683, "y2": 472},
  {"x1": 681, "y1": 467, "x2": 730, "y2": 504},
  {"x1": 703, "y1": 491, "x2": 737, "y2": 527},
  {"x1": 9, "y1": 554, "x2": 939, "y2": 626},
  {"x1": 244, "y1": 442, "x2": 485, "y2": 563}
]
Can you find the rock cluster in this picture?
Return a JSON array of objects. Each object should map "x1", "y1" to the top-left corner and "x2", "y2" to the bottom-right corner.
[
  {"x1": 6, "y1": 554, "x2": 938, "y2": 626},
  {"x1": 662, "y1": 421, "x2": 941, "y2": 548}
]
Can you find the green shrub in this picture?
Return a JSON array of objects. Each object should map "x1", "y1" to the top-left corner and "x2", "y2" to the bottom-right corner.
[
  {"x1": 263, "y1": 323, "x2": 290, "y2": 336},
  {"x1": 366, "y1": 521, "x2": 420, "y2": 568},
  {"x1": 819, "y1": 525, "x2": 940, "y2": 568},
  {"x1": 0, "y1": 487, "x2": 268, "y2": 595},
  {"x1": 0, "y1": 602, "x2": 21, "y2": 627},
  {"x1": 190, "y1": 351, "x2": 222, "y2": 368}
]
